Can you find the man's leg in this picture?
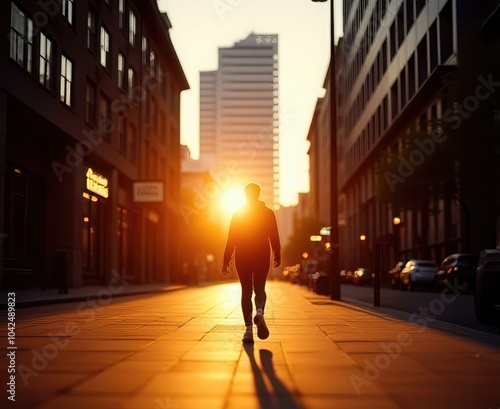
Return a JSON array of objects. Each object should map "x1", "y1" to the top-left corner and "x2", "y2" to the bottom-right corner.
[
  {"x1": 253, "y1": 264, "x2": 269, "y2": 312},
  {"x1": 236, "y1": 265, "x2": 253, "y2": 326},
  {"x1": 253, "y1": 263, "x2": 270, "y2": 339},
  {"x1": 236, "y1": 264, "x2": 254, "y2": 343}
]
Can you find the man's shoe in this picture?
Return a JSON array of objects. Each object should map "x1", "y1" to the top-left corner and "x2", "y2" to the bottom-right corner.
[
  {"x1": 242, "y1": 329, "x2": 254, "y2": 343},
  {"x1": 253, "y1": 314, "x2": 269, "y2": 339}
]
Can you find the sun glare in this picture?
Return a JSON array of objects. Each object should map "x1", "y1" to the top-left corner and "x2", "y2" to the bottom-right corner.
[{"x1": 220, "y1": 188, "x2": 246, "y2": 214}]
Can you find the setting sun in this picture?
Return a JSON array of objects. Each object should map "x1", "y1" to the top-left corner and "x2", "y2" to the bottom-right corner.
[{"x1": 220, "y1": 188, "x2": 246, "y2": 214}]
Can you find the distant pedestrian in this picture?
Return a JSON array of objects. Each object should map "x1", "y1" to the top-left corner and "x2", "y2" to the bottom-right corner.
[{"x1": 222, "y1": 182, "x2": 281, "y2": 343}]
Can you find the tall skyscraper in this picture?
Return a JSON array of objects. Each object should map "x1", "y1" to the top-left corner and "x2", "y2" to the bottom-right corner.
[{"x1": 200, "y1": 34, "x2": 279, "y2": 208}]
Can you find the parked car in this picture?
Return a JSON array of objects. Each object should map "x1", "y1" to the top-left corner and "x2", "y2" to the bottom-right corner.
[
  {"x1": 388, "y1": 261, "x2": 406, "y2": 289},
  {"x1": 436, "y1": 254, "x2": 479, "y2": 292},
  {"x1": 340, "y1": 270, "x2": 354, "y2": 284},
  {"x1": 353, "y1": 268, "x2": 372, "y2": 286},
  {"x1": 400, "y1": 260, "x2": 438, "y2": 291},
  {"x1": 308, "y1": 272, "x2": 321, "y2": 291},
  {"x1": 283, "y1": 265, "x2": 300, "y2": 283},
  {"x1": 474, "y1": 249, "x2": 500, "y2": 325}
]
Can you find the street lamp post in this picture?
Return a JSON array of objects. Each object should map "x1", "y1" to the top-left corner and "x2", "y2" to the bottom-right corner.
[{"x1": 312, "y1": 0, "x2": 340, "y2": 300}]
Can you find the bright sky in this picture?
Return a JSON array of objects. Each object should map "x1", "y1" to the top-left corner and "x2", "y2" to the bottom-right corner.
[{"x1": 157, "y1": 0, "x2": 343, "y2": 206}]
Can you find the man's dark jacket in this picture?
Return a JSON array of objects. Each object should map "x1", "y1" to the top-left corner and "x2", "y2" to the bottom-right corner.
[{"x1": 223, "y1": 199, "x2": 281, "y2": 267}]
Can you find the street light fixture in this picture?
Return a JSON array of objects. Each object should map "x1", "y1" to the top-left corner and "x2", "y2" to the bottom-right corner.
[{"x1": 311, "y1": 0, "x2": 340, "y2": 300}]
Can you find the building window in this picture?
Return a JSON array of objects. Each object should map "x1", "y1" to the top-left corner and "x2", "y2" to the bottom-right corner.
[
  {"x1": 159, "y1": 111, "x2": 166, "y2": 142},
  {"x1": 149, "y1": 49, "x2": 156, "y2": 78},
  {"x1": 128, "y1": 123, "x2": 137, "y2": 162},
  {"x1": 145, "y1": 89, "x2": 150, "y2": 121},
  {"x1": 87, "y1": 10, "x2": 96, "y2": 53},
  {"x1": 10, "y1": 3, "x2": 33, "y2": 73},
  {"x1": 161, "y1": 66, "x2": 168, "y2": 97},
  {"x1": 408, "y1": 54, "x2": 416, "y2": 100},
  {"x1": 152, "y1": 97, "x2": 158, "y2": 131},
  {"x1": 406, "y1": 0, "x2": 414, "y2": 34},
  {"x1": 128, "y1": 67, "x2": 135, "y2": 100},
  {"x1": 118, "y1": 52, "x2": 125, "y2": 89},
  {"x1": 429, "y1": 20, "x2": 438, "y2": 72},
  {"x1": 99, "y1": 93, "x2": 112, "y2": 141},
  {"x1": 86, "y1": 80, "x2": 96, "y2": 125},
  {"x1": 3, "y1": 165, "x2": 45, "y2": 273},
  {"x1": 60, "y1": 54, "x2": 73, "y2": 106},
  {"x1": 61, "y1": 0, "x2": 74, "y2": 25},
  {"x1": 82, "y1": 191, "x2": 104, "y2": 274},
  {"x1": 389, "y1": 22, "x2": 396, "y2": 60},
  {"x1": 396, "y1": 4, "x2": 405, "y2": 49},
  {"x1": 129, "y1": 10, "x2": 137, "y2": 47},
  {"x1": 142, "y1": 36, "x2": 148, "y2": 65},
  {"x1": 144, "y1": 140, "x2": 150, "y2": 177},
  {"x1": 417, "y1": 37, "x2": 428, "y2": 88},
  {"x1": 400, "y1": 69, "x2": 407, "y2": 108},
  {"x1": 100, "y1": 27, "x2": 110, "y2": 68},
  {"x1": 382, "y1": 96, "x2": 388, "y2": 132},
  {"x1": 119, "y1": 0, "x2": 124, "y2": 29},
  {"x1": 439, "y1": 1, "x2": 454, "y2": 63},
  {"x1": 39, "y1": 33, "x2": 54, "y2": 90},
  {"x1": 391, "y1": 81, "x2": 398, "y2": 120},
  {"x1": 118, "y1": 117, "x2": 126, "y2": 154},
  {"x1": 151, "y1": 149, "x2": 157, "y2": 178},
  {"x1": 416, "y1": 0, "x2": 426, "y2": 18}
]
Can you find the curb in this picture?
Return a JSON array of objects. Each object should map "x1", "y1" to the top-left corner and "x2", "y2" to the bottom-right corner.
[{"x1": 310, "y1": 292, "x2": 500, "y2": 345}]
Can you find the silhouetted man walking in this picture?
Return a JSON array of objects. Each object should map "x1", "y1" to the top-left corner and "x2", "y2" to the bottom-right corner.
[{"x1": 222, "y1": 183, "x2": 281, "y2": 343}]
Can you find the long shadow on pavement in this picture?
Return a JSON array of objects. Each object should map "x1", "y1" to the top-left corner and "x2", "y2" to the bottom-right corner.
[{"x1": 243, "y1": 344, "x2": 304, "y2": 409}]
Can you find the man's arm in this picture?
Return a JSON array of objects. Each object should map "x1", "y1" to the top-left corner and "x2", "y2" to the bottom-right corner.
[
  {"x1": 269, "y1": 210, "x2": 281, "y2": 267},
  {"x1": 222, "y1": 215, "x2": 237, "y2": 273}
]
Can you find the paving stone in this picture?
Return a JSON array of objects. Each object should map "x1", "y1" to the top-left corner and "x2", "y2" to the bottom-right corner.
[{"x1": 8, "y1": 281, "x2": 500, "y2": 409}]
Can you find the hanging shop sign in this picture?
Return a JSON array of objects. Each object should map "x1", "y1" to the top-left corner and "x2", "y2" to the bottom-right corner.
[
  {"x1": 86, "y1": 168, "x2": 109, "y2": 198},
  {"x1": 133, "y1": 181, "x2": 164, "y2": 203}
]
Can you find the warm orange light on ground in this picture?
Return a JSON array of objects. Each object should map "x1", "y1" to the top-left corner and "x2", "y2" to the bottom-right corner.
[{"x1": 220, "y1": 188, "x2": 246, "y2": 214}]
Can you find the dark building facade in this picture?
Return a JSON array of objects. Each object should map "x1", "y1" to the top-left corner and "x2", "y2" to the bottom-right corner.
[
  {"x1": 336, "y1": 0, "x2": 500, "y2": 274},
  {"x1": 0, "y1": 0, "x2": 188, "y2": 288}
]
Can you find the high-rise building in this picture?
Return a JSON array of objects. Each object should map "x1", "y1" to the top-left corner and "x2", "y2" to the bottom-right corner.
[
  {"x1": 199, "y1": 34, "x2": 279, "y2": 209},
  {"x1": 307, "y1": 0, "x2": 500, "y2": 276},
  {"x1": 0, "y1": 0, "x2": 188, "y2": 288}
]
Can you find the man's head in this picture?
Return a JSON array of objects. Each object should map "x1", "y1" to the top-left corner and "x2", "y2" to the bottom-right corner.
[{"x1": 244, "y1": 182, "x2": 261, "y2": 202}]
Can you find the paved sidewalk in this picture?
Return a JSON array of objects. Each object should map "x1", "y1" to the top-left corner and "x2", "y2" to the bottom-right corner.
[
  {"x1": 4, "y1": 281, "x2": 500, "y2": 408},
  {"x1": 0, "y1": 283, "x2": 188, "y2": 309}
]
